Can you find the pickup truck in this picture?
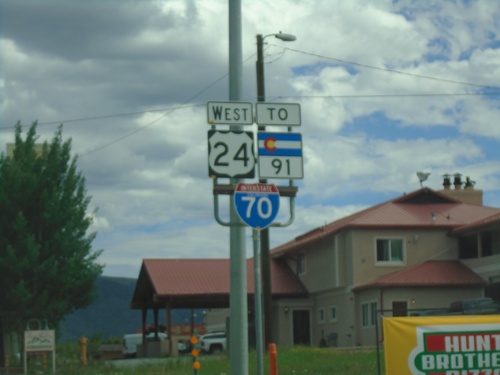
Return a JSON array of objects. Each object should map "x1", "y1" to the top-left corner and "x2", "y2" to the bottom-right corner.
[
  {"x1": 199, "y1": 332, "x2": 226, "y2": 354},
  {"x1": 448, "y1": 297, "x2": 500, "y2": 315},
  {"x1": 122, "y1": 332, "x2": 167, "y2": 358}
]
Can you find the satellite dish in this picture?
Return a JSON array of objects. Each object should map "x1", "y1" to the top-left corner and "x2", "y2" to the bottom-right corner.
[{"x1": 417, "y1": 171, "x2": 430, "y2": 187}]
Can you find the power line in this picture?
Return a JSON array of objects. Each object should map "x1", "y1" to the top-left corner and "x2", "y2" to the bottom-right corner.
[
  {"x1": 3, "y1": 90, "x2": 495, "y2": 133},
  {"x1": 6, "y1": 47, "x2": 498, "y2": 155},
  {"x1": 78, "y1": 72, "x2": 229, "y2": 156},
  {"x1": 274, "y1": 44, "x2": 500, "y2": 90},
  {"x1": 275, "y1": 92, "x2": 500, "y2": 100}
]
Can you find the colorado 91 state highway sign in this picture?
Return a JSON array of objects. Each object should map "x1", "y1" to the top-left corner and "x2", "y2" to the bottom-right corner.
[{"x1": 234, "y1": 183, "x2": 280, "y2": 230}]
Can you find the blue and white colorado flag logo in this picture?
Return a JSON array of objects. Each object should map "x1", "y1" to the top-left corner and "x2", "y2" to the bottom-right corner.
[{"x1": 258, "y1": 132, "x2": 302, "y2": 157}]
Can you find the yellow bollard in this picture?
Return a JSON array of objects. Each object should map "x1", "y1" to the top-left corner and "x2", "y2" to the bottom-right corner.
[
  {"x1": 79, "y1": 336, "x2": 88, "y2": 365},
  {"x1": 42, "y1": 352, "x2": 48, "y2": 371},
  {"x1": 5, "y1": 354, "x2": 9, "y2": 369}
]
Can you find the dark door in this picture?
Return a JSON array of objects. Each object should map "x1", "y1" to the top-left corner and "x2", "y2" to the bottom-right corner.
[{"x1": 292, "y1": 309, "x2": 311, "y2": 345}]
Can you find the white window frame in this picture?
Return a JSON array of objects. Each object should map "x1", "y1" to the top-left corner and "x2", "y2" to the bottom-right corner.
[
  {"x1": 362, "y1": 300, "x2": 378, "y2": 327},
  {"x1": 318, "y1": 308, "x2": 325, "y2": 324},
  {"x1": 329, "y1": 306, "x2": 337, "y2": 323},
  {"x1": 370, "y1": 301, "x2": 378, "y2": 326},
  {"x1": 361, "y1": 302, "x2": 369, "y2": 327},
  {"x1": 297, "y1": 253, "x2": 306, "y2": 275},
  {"x1": 375, "y1": 237, "x2": 405, "y2": 265}
]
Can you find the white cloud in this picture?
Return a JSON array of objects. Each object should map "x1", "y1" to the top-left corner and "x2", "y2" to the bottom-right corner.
[{"x1": 1, "y1": 0, "x2": 499, "y2": 278}]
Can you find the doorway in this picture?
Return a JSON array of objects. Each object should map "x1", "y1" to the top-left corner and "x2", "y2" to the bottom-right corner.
[{"x1": 292, "y1": 309, "x2": 311, "y2": 345}]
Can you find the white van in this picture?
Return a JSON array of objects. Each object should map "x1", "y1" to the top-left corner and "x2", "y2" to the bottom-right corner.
[{"x1": 122, "y1": 332, "x2": 168, "y2": 358}]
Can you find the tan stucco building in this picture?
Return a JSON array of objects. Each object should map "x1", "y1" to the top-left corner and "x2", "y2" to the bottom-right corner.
[{"x1": 131, "y1": 176, "x2": 500, "y2": 352}]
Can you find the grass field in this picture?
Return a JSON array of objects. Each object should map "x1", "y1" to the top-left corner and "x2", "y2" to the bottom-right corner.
[{"x1": 15, "y1": 344, "x2": 385, "y2": 375}]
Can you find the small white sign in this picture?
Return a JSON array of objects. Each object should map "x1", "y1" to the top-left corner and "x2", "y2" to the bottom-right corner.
[
  {"x1": 207, "y1": 101, "x2": 254, "y2": 125},
  {"x1": 258, "y1": 132, "x2": 303, "y2": 179},
  {"x1": 25, "y1": 330, "x2": 55, "y2": 352},
  {"x1": 256, "y1": 103, "x2": 301, "y2": 126},
  {"x1": 208, "y1": 130, "x2": 255, "y2": 178}
]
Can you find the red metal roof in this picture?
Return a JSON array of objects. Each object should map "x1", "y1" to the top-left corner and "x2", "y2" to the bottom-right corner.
[
  {"x1": 143, "y1": 258, "x2": 306, "y2": 296},
  {"x1": 353, "y1": 260, "x2": 486, "y2": 291},
  {"x1": 131, "y1": 258, "x2": 307, "y2": 309},
  {"x1": 451, "y1": 211, "x2": 500, "y2": 235},
  {"x1": 272, "y1": 189, "x2": 500, "y2": 257}
]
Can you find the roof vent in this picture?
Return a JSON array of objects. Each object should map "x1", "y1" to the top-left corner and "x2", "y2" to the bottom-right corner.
[
  {"x1": 453, "y1": 173, "x2": 462, "y2": 190},
  {"x1": 439, "y1": 174, "x2": 483, "y2": 205},
  {"x1": 464, "y1": 176, "x2": 475, "y2": 190},
  {"x1": 442, "y1": 174, "x2": 451, "y2": 190}
]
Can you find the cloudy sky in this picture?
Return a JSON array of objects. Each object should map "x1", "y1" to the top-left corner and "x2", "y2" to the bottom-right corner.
[{"x1": 1, "y1": 0, "x2": 499, "y2": 279}]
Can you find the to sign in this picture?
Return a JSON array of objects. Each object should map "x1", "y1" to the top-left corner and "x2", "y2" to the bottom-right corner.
[
  {"x1": 234, "y1": 183, "x2": 280, "y2": 229},
  {"x1": 256, "y1": 103, "x2": 301, "y2": 126},
  {"x1": 208, "y1": 130, "x2": 255, "y2": 178},
  {"x1": 207, "y1": 101, "x2": 254, "y2": 125},
  {"x1": 258, "y1": 132, "x2": 303, "y2": 179}
]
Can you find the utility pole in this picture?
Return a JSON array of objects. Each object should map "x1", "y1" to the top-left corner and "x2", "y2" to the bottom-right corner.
[
  {"x1": 256, "y1": 33, "x2": 273, "y2": 349},
  {"x1": 256, "y1": 31, "x2": 296, "y2": 349}
]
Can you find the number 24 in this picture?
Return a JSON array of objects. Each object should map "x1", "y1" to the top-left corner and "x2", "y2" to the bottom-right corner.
[{"x1": 214, "y1": 142, "x2": 251, "y2": 166}]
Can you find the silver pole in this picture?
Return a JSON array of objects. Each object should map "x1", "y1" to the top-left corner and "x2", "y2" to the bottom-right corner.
[
  {"x1": 228, "y1": 1, "x2": 248, "y2": 375},
  {"x1": 253, "y1": 229, "x2": 264, "y2": 375}
]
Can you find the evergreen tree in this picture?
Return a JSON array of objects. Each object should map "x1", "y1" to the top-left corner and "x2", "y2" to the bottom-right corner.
[{"x1": 0, "y1": 122, "x2": 103, "y2": 348}]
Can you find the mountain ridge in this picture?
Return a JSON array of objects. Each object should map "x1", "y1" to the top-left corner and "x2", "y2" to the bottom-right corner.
[{"x1": 59, "y1": 276, "x2": 203, "y2": 342}]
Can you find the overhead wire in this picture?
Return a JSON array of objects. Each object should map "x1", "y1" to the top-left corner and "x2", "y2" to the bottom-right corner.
[
  {"x1": 274, "y1": 44, "x2": 500, "y2": 90},
  {"x1": 78, "y1": 69, "x2": 230, "y2": 157},
  {"x1": 9, "y1": 45, "x2": 499, "y2": 156}
]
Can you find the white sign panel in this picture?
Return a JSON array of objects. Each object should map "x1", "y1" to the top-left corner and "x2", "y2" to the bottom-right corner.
[
  {"x1": 256, "y1": 103, "x2": 301, "y2": 126},
  {"x1": 208, "y1": 130, "x2": 255, "y2": 178},
  {"x1": 207, "y1": 101, "x2": 254, "y2": 125},
  {"x1": 25, "y1": 330, "x2": 55, "y2": 352},
  {"x1": 258, "y1": 132, "x2": 303, "y2": 179}
]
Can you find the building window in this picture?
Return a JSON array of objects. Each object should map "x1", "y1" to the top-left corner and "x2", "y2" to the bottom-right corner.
[
  {"x1": 459, "y1": 235, "x2": 478, "y2": 259},
  {"x1": 329, "y1": 306, "x2": 337, "y2": 322},
  {"x1": 318, "y1": 308, "x2": 325, "y2": 324},
  {"x1": 392, "y1": 301, "x2": 408, "y2": 317},
  {"x1": 362, "y1": 301, "x2": 378, "y2": 327},
  {"x1": 297, "y1": 253, "x2": 306, "y2": 275},
  {"x1": 481, "y1": 232, "x2": 493, "y2": 257},
  {"x1": 370, "y1": 301, "x2": 378, "y2": 325},
  {"x1": 376, "y1": 238, "x2": 404, "y2": 264}
]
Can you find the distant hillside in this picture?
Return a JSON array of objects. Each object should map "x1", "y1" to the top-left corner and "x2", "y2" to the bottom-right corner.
[{"x1": 59, "y1": 276, "x2": 203, "y2": 342}]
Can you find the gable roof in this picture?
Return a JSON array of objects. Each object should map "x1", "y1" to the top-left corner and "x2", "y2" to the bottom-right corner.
[
  {"x1": 131, "y1": 258, "x2": 307, "y2": 310},
  {"x1": 272, "y1": 188, "x2": 500, "y2": 257},
  {"x1": 353, "y1": 260, "x2": 486, "y2": 292}
]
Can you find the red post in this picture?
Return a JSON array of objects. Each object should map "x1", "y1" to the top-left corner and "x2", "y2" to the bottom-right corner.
[{"x1": 269, "y1": 343, "x2": 278, "y2": 375}]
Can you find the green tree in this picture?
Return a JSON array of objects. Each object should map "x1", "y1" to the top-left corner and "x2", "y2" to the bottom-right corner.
[{"x1": 0, "y1": 122, "x2": 103, "y2": 348}]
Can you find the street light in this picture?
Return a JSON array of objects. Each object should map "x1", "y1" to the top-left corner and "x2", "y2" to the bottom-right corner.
[
  {"x1": 255, "y1": 31, "x2": 296, "y2": 353},
  {"x1": 257, "y1": 33, "x2": 296, "y2": 102}
]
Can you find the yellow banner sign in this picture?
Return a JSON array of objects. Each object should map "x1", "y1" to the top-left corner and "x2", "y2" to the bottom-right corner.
[{"x1": 383, "y1": 315, "x2": 500, "y2": 375}]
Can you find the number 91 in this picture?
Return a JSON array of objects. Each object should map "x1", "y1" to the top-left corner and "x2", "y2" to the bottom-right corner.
[{"x1": 271, "y1": 158, "x2": 290, "y2": 175}]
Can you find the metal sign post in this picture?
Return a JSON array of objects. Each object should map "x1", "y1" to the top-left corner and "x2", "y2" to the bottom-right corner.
[
  {"x1": 209, "y1": 16, "x2": 302, "y2": 375},
  {"x1": 252, "y1": 228, "x2": 264, "y2": 375},
  {"x1": 24, "y1": 320, "x2": 56, "y2": 375},
  {"x1": 227, "y1": 2, "x2": 248, "y2": 375}
]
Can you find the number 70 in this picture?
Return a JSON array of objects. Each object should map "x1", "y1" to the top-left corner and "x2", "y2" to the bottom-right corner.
[{"x1": 241, "y1": 196, "x2": 273, "y2": 219}]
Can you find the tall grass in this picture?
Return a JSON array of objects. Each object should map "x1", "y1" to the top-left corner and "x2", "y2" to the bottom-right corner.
[{"x1": 50, "y1": 343, "x2": 384, "y2": 375}]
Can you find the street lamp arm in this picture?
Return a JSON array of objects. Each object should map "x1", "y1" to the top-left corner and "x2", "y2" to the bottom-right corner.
[
  {"x1": 275, "y1": 32, "x2": 297, "y2": 42},
  {"x1": 256, "y1": 31, "x2": 296, "y2": 103}
]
